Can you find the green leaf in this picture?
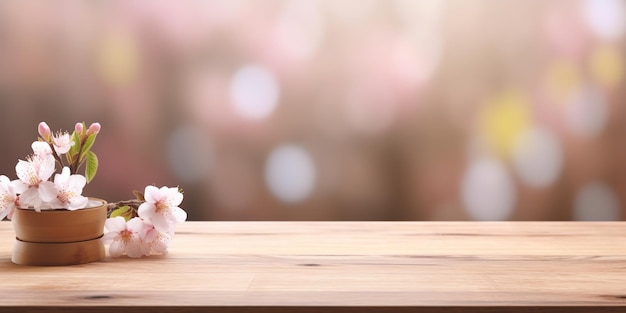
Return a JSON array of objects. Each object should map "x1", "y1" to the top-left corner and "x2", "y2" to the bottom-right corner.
[
  {"x1": 67, "y1": 148, "x2": 76, "y2": 164},
  {"x1": 85, "y1": 151, "x2": 98, "y2": 183},
  {"x1": 79, "y1": 133, "x2": 97, "y2": 163},
  {"x1": 69, "y1": 131, "x2": 81, "y2": 156},
  {"x1": 110, "y1": 206, "x2": 131, "y2": 219},
  {"x1": 65, "y1": 151, "x2": 72, "y2": 164},
  {"x1": 132, "y1": 190, "x2": 145, "y2": 202}
]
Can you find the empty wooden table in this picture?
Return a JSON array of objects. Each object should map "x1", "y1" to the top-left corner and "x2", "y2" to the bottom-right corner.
[{"x1": 1, "y1": 221, "x2": 626, "y2": 312}]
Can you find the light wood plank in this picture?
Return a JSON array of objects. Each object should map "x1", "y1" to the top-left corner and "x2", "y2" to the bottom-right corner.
[{"x1": 1, "y1": 221, "x2": 626, "y2": 312}]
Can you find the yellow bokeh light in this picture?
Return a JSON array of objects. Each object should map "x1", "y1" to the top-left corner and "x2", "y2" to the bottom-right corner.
[
  {"x1": 590, "y1": 44, "x2": 624, "y2": 89},
  {"x1": 544, "y1": 59, "x2": 582, "y2": 105},
  {"x1": 96, "y1": 30, "x2": 140, "y2": 87},
  {"x1": 479, "y1": 90, "x2": 532, "y2": 158}
]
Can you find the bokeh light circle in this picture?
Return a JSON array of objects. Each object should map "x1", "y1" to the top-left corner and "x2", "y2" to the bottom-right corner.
[
  {"x1": 479, "y1": 90, "x2": 531, "y2": 157},
  {"x1": 265, "y1": 144, "x2": 316, "y2": 203},
  {"x1": 512, "y1": 127, "x2": 563, "y2": 188},
  {"x1": 573, "y1": 182, "x2": 621, "y2": 221},
  {"x1": 582, "y1": 0, "x2": 626, "y2": 40},
  {"x1": 230, "y1": 64, "x2": 280, "y2": 120},
  {"x1": 461, "y1": 157, "x2": 516, "y2": 221}
]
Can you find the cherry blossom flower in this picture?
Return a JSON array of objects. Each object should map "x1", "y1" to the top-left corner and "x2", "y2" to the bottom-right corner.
[
  {"x1": 138, "y1": 186, "x2": 186, "y2": 233},
  {"x1": 75, "y1": 122, "x2": 84, "y2": 134},
  {"x1": 52, "y1": 132, "x2": 74, "y2": 155},
  {"x1": 102, "y1": 217, "x2": 150, "y2": 258},
  {"x1": 14, "y1": 153, "x2": 56, "y2": 210},
  {"x1": 0, "y1": 175, "x2": 20, "y2": 220},
  {"x1": 143, "y1": 224, "x2": 173, "y2": 255},
  {"x1": 40, "y1": 167, "x2": 88, "y2": 210}
]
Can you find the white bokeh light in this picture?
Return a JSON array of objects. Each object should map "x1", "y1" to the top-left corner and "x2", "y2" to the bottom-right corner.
[
  {"x1": 230, "y1": 64, "x2": 280, "y2": 120},
  {"x1": 573, "y1": 182, "x2": 621, "y2": 221},
  {"x1": 265, "y1": 144, "x2": 316, "y2": 203},
  {"x1": 512, "y1": 127, "x2": 563, "y2": 188},
  {"x1": 582, "y1": 0, "x2": 626, "y2": 40},
  {"x1": 167, "y1": 125, "x2": 212, "y2": 184},
  {"x1": 461, "y1": 157, "x2": 516, "y2": 221},
  {"x1": 565, "y1": 84, "x2": 608, "y2": 138}
]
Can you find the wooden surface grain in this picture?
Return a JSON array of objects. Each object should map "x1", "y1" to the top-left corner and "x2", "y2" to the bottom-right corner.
[{"x1": 1, "y1": 221, "x2": 626, "y2": 312}]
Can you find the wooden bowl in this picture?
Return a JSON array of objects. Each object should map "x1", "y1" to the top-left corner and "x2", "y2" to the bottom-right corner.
[
  {"x1": 11, "y1": 236, "x2": 105, "y2": 266},
  {"x1": 11, "y1": 199, "x2": 107, "y2": 243}
]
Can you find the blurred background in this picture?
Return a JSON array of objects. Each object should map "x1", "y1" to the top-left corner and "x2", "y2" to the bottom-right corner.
[{"x1": 0, "y1": 0, "x2": 624, "y2": 221}]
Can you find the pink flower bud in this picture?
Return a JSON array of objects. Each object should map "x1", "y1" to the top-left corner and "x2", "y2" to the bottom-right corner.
[
  {"x1": 75, "y1": 122, "x2": 84, "y2": 134},
  {"x1": 38, "y1": 122, "x2": 51, "y2": 140},
  {"x1": 87, "y1": 122, "x2": 101, "y2": 135}
]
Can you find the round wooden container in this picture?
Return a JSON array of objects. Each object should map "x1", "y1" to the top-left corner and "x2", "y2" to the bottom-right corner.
[{"x1": 11, "y1": 198, "x2": 107, "y2": 266}]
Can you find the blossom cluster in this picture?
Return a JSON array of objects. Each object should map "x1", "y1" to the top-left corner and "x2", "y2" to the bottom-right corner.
[
  {"x1": 0, "y1": 122, "x2": 100, "y2": 220},
  {"x1": 104, "y1": 186, "x2": 187, "y2": 258},
  {"x1": 1, "y1": 121, "x2": 188, "y2": 259}
]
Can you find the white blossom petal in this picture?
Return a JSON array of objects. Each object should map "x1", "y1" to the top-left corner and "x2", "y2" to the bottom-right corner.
[
  {"x1": 109, "y1": 240, "x2": 124, "y2": 257},
  {"x1": 150, "y1": 213, "x2": 171, "y2": 233},
  {"x1": 138, "y1": 202, "x2": 156, "y2": 219},
  {"x1": 19, "y1": 188, "x2": 41, "y2": 209},
  {"x1": 125, "y1": 237, "x2": 147, "y2": 258},
  {"x1": 0, "y1": 208, "x2": 12, "y2": 221},
  {"x1": 143, "y1": 226, "x2": 158, "y2": 242},
  {"x1": 105, "y1": 216, "x2": 127, "y2": 232},
  {"x1": 56, "y1": 167, "x2": 71, "y2": 185},
  {"x1": 102, "y1": 231, "x2": 118, "y2": 244},
  {"x1": 150, "y1": 231, "x2": 171, "y2": 255},
  {"x1": 11, "y1": 180, "x2": 27, "y2": 194},
  {"x1": 126, "y1": 217, "x2": 147, "y2": 233},
  {"x1": 171, "y1": 207, "x2": 187, "y2": 223},
  {"x1": 37, "y1": 155, "x2": 56, "y2": 182},
  {"x1": 31, "y1": 141, "x2": 52, "y2": 156},
  {"x1": 38, "y1": 181, "x2": 57, "y2": 203},
  {"x1": 67, "y1": 174, "x2": 86, "y2": 192},
  {"x1": 15, "y1": 160, "x2": 36, "y2": 185},
  {"x1": 6, "y1": 208, "x2": 15, "y2": 220},
  {"x1": 144, "y1": 185, "x2": 161, "y2": 203},
  {"x1": 67, "y1": 195, "x2": 88, "y2": 210},
  {"x1": 167, "y1": 188, "x2": 184, "y2": 206}
]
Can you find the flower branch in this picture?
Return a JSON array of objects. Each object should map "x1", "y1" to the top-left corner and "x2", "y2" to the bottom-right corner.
[
  {"x1": 103, "y1": 186, "x2": 187, "y2": 257},
  {"x1": 37, "y1": 121, "x2": 100, "y2": 182},
  {"x1": 1, "y1": 121, "x2": 187, "y2": 260}
]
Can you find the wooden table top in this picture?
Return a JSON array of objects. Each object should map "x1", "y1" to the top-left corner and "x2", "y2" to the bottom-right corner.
[{"x1": 1, "y1": 221, "x2": 626, "y2": 312}]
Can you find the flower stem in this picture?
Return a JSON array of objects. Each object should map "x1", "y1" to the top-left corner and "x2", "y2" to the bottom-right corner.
[
  {"x1": 70, "y1": 135, "x2": 86, "y2": 174},
  {"x1": 48, "y1": 142, "x2": 65, "y2": 169}
]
